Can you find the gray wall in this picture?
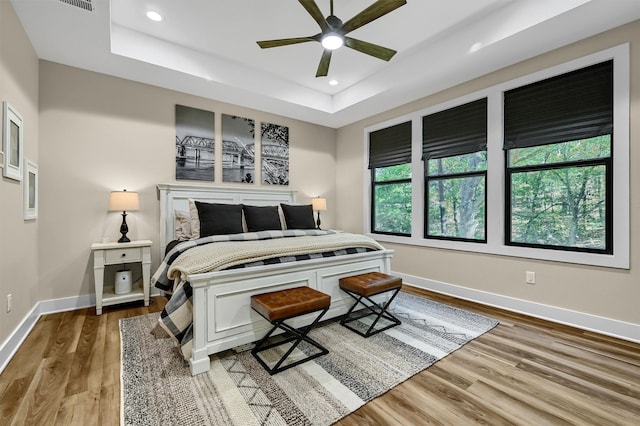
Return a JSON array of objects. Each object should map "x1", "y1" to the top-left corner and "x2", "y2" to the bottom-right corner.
[{"x1": 0, "y1": 1, "x2": 40, "y2": 347}]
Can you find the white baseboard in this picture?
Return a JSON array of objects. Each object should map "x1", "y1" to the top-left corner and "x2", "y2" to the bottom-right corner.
[
  {"x1": 0, "y1": 294, "x2": 94, "y2": 375},
  {"x1": 395, "y1": 271, "x2": 640, "y2": 344},
  {"x1": 0, "y1": 303, "x2": 40, "y2": 375}
]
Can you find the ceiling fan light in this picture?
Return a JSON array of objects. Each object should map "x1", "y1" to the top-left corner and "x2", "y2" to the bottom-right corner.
[{"x1": 321, "y1": 33, "x2": 344, "y2": 50}]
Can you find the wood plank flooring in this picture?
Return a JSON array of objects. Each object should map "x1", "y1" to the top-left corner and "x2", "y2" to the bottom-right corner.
[{"x1": 1, "y1": 287, "x2": 638, "y2": 425}]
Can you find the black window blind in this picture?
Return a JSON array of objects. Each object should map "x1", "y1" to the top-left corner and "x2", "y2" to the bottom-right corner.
[
  {"x1": 422, "y1": 98, "x2": 487, "y2": 160},
  {"x1": 368, "y1": 121, "x2": 412, "y2": 169},
  {"x1": 504, "y1": 60, "x2": 613, "y2": 150}
]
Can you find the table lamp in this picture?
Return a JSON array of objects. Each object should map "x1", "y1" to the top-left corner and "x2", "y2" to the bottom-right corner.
[
  {"x1": 109, "y1": 190, "x2": 140, "y2": 243},
  {"x1": 311, "y1": 197, "x2": 327, "y2": 230}
]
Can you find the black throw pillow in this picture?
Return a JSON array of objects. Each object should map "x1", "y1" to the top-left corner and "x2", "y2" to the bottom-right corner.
[
  {"x1": 195, "y1": 202, "x2": 244, "y2": 237},
  {"x1": 280, "y1": 203, "x2": 316, "y2": 230},
  {"x1": 242, "y1": 205, "x2": 282, "y2": 232}
]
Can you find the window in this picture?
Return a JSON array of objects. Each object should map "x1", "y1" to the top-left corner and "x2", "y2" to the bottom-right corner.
[
  {"x1": 504, "y1": 61, "x2": 613, "y2": 253},
  {"x1": 423, "y1": 99, "x2": 487, "y2": 241},
  {"x1": 364, "y1": 46, "x2": 628, "y2": 268},
  {"x1": 369, "y1": 121, "x2": 412, "y2": 235}
]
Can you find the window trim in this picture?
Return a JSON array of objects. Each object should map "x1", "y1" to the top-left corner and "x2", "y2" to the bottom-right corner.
[{"x1": 363, "y1": 44, "x2": 630, "y2": 269}]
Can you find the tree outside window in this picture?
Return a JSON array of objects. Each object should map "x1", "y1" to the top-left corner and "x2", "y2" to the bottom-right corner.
[
  {"x1": 426, "y1": 152, "x2": 486, "y2": 240},
  {"x1": 507, "y1": 136, "x2": 611, "y2": 251},
  {"x1": 372, "y1": 164, "x2": 411, "y2": 235}
]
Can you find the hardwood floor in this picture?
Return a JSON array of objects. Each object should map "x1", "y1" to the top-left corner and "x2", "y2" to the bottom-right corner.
[{"x1": 1, "y1": 287, "x2": 639, "y2": 425}]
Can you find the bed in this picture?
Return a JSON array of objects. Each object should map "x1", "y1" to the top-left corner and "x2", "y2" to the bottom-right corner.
[{"x1": 155, "y1": 183, "x2": 394, "y2": 375}]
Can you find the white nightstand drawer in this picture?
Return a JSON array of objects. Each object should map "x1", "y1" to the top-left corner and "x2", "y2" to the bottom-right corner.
[{"x1": 104, "y1": 247, "x2": 142, "y2": 263}]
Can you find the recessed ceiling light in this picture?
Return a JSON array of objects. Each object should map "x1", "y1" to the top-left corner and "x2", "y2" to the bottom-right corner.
[
  {"x1": 329, "y1": 80, "x2": 339, "y2": 86},
  {"x1": 469, "y1": 42, "x2": 483, "y2": 53},
  {"x1": 146, "y1": 11, "x2": 163, "y2": 22}
]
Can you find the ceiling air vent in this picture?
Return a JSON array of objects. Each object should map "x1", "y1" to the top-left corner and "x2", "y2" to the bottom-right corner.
[{"x1": 59, "y1": 0, "x2": 93, "y2": 12}]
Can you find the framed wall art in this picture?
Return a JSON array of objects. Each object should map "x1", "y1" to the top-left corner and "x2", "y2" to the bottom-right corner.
[
  {"x1": 222, "y1": 114, "x2": 255, "y2": 183},
  {"x1": 261, "y1": 121, "x2": 289, "y2": 185},
  {"x1": 175, "y1": 105, "x2": 215, "y2": 181},
  {"x1": 2, "y1": 101, "x2": 24, "y2": 181},
  {"x1": 23, "y1": 159, "x2": 38, "y2": 220}
]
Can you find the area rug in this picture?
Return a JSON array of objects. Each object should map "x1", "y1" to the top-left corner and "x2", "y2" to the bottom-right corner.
[{"x1": 120, "y1": 292, "x2": 498, "y2": 425}]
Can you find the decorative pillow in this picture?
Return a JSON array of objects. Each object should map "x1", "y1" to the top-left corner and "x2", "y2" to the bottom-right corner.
[
  {"x1": 174, "y1": 209, "x2": 193, "y2": 240},
  {"x1": 188, "y1": 199, "x2": 201, "y2": 239},
  {"x1": 242, "y1": 205, "x2": 282, "y2": 232},
  {"x1": 195, "y1": 201, "x2": 244, "y2": 237},
  {"x1": 280, "y1": 203, "x2": 316, "y2": 230}
]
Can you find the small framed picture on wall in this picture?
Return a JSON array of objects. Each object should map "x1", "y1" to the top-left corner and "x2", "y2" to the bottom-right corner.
[
  {"x1": 2, "y1": 101, "x2": 24, "y2": 181},
  {"x1": 24, "y1": 159, "x2": 38, "y2": 220}
]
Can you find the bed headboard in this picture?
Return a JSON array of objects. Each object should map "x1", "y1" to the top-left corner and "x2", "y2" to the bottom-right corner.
[{"x1": 157, "y1": 183, "x2": 297, "y2": 249}]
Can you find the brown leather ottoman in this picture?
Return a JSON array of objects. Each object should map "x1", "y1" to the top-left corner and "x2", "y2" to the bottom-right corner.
[
  {"x1": 339, "y1": 272, "x2": 402, "y2": 337},
  {"x1": 251, "y1": 286, "x2": 330, "y2": 374}
]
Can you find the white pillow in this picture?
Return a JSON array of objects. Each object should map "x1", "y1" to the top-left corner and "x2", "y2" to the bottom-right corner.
[
  {"x1": 174, "y1": 210, "x2": 192, "y2": 240},
  {"x1": 188, "y1": 199, "x2": 201, "y2": 239}
]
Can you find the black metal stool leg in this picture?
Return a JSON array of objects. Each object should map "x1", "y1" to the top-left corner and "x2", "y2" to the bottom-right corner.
[
  {"x1": 340, "y1": 287, "x2": 402, "y2": 337},
  {"x1": 252, "y1": 307, "x2": 329, "y2": 375}
]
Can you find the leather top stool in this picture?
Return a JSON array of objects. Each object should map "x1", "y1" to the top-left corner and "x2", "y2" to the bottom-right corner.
[
  {"x1": 339, "y1": 272, "x2": 402, "y2": 337},
  {"x1": 251, "y1": 286, "x2": 330, "y2": 375}
]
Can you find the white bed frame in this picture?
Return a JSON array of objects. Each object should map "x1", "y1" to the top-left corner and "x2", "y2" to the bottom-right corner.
[{"x1": 157, "y1": 183, "x2": 394, "y2": 375}]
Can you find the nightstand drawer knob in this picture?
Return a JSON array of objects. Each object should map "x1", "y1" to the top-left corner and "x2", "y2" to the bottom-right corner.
[{"x1": 121, "y1": 253, "x2": 126, "y2": 257}]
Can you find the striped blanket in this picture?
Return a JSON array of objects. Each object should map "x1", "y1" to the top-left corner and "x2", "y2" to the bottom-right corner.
[{"x1": 153, "y1": 230, "x2": 384, "y2": 360}]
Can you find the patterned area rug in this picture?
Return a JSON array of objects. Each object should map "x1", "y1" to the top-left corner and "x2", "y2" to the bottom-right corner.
[{"x1": 120, "y1": 292, "x2": 498, "y2": 425}]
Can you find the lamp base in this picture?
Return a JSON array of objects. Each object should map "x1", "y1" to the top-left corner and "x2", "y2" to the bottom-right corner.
[
  {"x1": 118, "y1": 211, "x2": 130, "y2": 243},
  {"x1": 316, "y1": 211, "x2": 322, "y2": 230}
]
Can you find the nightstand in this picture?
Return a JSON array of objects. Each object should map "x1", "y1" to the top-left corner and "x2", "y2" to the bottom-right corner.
[{"x1": 91, "y1": 240, "x2": 152, "y2": 315}]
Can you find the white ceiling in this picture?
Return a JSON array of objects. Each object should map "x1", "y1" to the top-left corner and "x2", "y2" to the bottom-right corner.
[{"x1": 10, "y1": 0, "x2": 640, "y2": 128}]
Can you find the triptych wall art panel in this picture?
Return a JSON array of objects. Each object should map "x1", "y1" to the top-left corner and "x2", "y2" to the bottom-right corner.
[
  {"x1": 175, "y1": 105, "x2": 215, "y2": 181},
  {"x1": 222, "y1": 114, "x2": 255, "y2": 183},
  {"x1": 261, "y1": 122, "x2": 289, "y2": 185}
]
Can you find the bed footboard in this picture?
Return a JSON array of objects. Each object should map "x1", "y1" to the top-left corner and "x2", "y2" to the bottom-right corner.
[{"x1": 187, "y1": 249, "x2": 393, "y2": 375}]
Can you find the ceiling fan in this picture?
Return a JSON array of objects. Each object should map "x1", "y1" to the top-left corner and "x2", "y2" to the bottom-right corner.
[{"x1": 257, "y1": 0, "x2": 407, "y2": 78}]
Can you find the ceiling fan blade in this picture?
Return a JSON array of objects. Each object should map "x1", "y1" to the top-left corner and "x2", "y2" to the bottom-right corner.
[
  {"x1": 344, "y1": 37, "x2": 397, "y2": 61},
  {"x1": 257, "y1": 36, "x2": 316, "y2": 49},
  {"x1": 341, "y1": 0, "x2": 406, "y2": 34},
  {"x1": 299, "y1": 0, "x2": 330, "y2": 32},
  {"x1": 316, "y1": 50, "x2": 332, "y2": 77}
]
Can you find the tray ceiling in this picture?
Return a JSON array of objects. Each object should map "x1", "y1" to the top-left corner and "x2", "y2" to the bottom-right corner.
[{"x1": 11, "y1": 0, "x2": 640, "y2": 127}]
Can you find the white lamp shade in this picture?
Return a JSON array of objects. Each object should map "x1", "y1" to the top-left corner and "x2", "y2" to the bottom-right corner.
[
  {"x1": 109, "y1": 191, "x2": 140, "y2": 212},
  {"x1": 311, "y1": 197, "x2": 327, "y2": 211}
]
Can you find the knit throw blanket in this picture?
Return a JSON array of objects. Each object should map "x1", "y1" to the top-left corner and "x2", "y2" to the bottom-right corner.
[{"x1": 167, "y1": 231, "x2": 384, "y2": 285}]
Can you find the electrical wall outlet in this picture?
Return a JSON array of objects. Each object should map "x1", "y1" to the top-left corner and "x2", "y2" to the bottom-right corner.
[
  {"x1": 7, "y1": 294, "x2": 12, "y2": 313},
  {"x1": 525, "y1": 271, "x2": 536, "y2": 284}
]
